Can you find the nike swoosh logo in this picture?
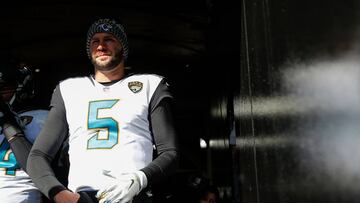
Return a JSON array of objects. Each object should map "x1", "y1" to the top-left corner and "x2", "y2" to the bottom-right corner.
[{"x1": 128, "y1": 179, "x2": 135, "y2": 189}]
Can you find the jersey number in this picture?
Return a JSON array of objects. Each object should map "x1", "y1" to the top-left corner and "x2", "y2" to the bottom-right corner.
[
  {"x1": 87, "y1": 100, "x2": 119, "y2": 149},
  {"x1": 0, "y1": 141, "x2": 19, "y2": 175}
]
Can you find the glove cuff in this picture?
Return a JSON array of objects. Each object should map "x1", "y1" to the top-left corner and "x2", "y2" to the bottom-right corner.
[{"x1": 135, "y1": 170, "x2": 148, "y2": 192}]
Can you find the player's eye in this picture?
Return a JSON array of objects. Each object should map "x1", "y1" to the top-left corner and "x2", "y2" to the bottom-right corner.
[
  {"x1": 104, "y1": 38, "x2": 116, "y2": 43},
  {"x1": 91, "y1": 40, "x2": 100, "y2": 49}
]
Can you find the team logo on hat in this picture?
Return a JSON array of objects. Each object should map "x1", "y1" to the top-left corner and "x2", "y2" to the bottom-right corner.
[
  {"x1": 128, "y1": 81, "x2": 143, "y2": 93},
  {"x1": 98, "y1": 23, "x2": 112, "y2": 31}
]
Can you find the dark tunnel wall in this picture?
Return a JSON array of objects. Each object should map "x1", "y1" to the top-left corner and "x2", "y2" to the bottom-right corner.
[{"x1": 241, "y1": 0, "x2": 360, "y2": 203}]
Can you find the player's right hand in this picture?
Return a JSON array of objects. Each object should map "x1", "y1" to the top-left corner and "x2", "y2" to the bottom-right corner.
[{"x1": 96, "y1": 170, "x2": 148, "y2": 203}]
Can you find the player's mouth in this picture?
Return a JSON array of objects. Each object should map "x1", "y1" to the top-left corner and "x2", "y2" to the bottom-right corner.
[{"x1": 96, "y1": 54, "x2": 111, "y2": 61}]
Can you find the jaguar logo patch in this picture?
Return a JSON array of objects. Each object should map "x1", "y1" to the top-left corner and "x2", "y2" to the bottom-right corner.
[{"x1": 128, "y1": 81, "x2": 143, "y2": 93}]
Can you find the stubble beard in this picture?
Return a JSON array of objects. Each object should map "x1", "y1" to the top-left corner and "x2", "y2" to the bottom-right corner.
[{"x1": 92, "y1": 48, "x2": 124, "y2": 72}]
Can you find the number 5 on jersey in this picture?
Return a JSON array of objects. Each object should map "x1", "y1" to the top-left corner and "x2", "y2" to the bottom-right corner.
[{"x1": 87, "y1": 100, "x2": 119, "y2": 149}]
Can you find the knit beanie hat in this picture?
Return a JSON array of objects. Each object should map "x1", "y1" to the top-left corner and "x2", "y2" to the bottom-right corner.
[{"x1": 86, "y1": 18, "x2": 129, "y2": 60}]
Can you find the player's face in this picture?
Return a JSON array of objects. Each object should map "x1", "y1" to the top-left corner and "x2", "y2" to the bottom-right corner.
[
  {"x1": 90, "y1": 33, "x2": 124, "y2": 71},
  {"x1": 200, "y1": 192, "x2": 217, "y2": 203}
]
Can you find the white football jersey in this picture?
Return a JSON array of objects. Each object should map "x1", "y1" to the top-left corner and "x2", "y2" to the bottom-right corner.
[
  {"x1": 0, "y1": 109, "x2": 48, "y2": 203},
  {"x1": 60, "y1": 74, "x2": 163, "y2": 192}
]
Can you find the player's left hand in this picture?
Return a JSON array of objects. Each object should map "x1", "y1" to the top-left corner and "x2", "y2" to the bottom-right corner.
[{"x1": 96, "y1": 170, "x2": 148, "y2": 203}]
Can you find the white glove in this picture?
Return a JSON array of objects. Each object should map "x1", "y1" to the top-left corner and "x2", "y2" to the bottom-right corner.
[{"x1": 96, "y1": 170, "x2": 148, "y2": 203}]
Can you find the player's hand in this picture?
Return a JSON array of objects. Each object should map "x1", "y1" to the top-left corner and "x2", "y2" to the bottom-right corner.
[
  {"x1": 54, "y1": 190, "x2": 80, "y2": 203},
  {"x1": 96, "y1": 170, "x2": 148, "y2": 203}
]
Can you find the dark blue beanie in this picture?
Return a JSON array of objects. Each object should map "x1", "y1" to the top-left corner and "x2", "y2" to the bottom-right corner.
[{"x1": 86, "y1": 18, "x2": 129, "y2": 60}]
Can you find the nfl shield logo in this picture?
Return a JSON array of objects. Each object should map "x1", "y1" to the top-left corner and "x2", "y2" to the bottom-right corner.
[{"x1": 128, "y1": 81, "x2": 143, "y2": 93}]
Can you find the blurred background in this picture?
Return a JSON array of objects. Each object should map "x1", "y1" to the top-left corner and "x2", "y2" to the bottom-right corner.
[{"x1": 242, "y1": 0, "x2": 360, "y2": 203}]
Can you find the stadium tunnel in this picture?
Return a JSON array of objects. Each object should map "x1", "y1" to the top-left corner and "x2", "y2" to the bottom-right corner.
[{"x1": 0, "y1": 0, "x2": 240, "y2": 202}]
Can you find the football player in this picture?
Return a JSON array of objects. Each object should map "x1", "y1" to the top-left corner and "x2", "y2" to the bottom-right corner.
[
  {"x1": 27, "y1": 18, "x2": 179, "y2": 203},
  {"x1": 0, "y1": 64, "x2": 48, "y2": 203}
]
